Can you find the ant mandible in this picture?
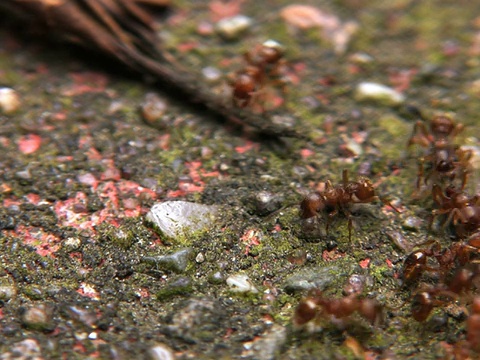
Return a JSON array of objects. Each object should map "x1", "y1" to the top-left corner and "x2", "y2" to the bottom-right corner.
[{"x1": 300, "y1": 169, "x2": 397, "y2": 240}]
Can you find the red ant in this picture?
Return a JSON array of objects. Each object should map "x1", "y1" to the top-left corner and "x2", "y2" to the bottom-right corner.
[
  {"x1": 402, "y1": 241, "x2": 479, "y2": 285},
  {"x1": 300, "y1": 169, "x2": 397, "y2": 240},
  {"x1": 466, "y1": 297, "x2": 480, "y2": 354},
  {"x1": 431, "y1": 184, "x2": 480, "y2": 241},
  {"x1": 417, "y1": 140, "x2": 472, "y2": 190},
  {"x1": 407, "y1": 114, "x2": 472, "y2": 190},
  {"x1": 408, "y1": 114, "x2": 464, "y2": 148},
  {"x1": 293, "y1": 289, "x2": 383, "y2": 328},
  {"x1": 410, "y1": 288, "x2": 457, "y2": 322},
  {"x1": 443, "y1": 297, "x2": 480, "y2": 359},
  {"x1": 410, "y1": 263, "x2": 480, "y2": 322},
  {"x1": 231, "y1": 40, "x2": 288, "y2": 110}
]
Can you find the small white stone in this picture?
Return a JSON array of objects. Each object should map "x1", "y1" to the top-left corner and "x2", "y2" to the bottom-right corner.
[
  {"x1": 146, "y1": 201, "x2": 219, "y2": 238},
  {"x1": 195, "y1": 252, "x2": 205, "y2": 263},
  {"x1": 0, "y1": 87, "x2": 21, "y2": 114},
  {"x1": 202, "y1": 66, "x2": 222, "y2": 82},
  {"x1": 148, "y1": 344, "x2": 176, "y2": 360},
  {"x1": 226, "y1": 273, "x2": 258, "y2": 293},
  {"x1": 216, "y1": 15, "x2": 252, "y2": 40},
  {"x1": 63, "y1": 237, "x2": 82, "y2": 250},
  {"x1": 349, "y1": 52, "x2": 374, "y2": 64},
  {"x1": 355, "y1": 82, "x2": 405, "y2": 106}
]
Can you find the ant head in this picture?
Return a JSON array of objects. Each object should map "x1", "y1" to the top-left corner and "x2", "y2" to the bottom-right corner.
[
  {"x1": 431, "y1": 115, "x2": 455, "y2": 137},
  {"x1": 355, "y1": 178, "x2": 375, "y2": 199},
  {"x1": 243, "y1": 65, "x2": 263, "y2": 80},
  {"x1": 411, "y1": 292, "x2": 434, "y2": 322},
  {"x1": 300, "y1": 192, "x2": 325, "y2": 218},
  {"x1": 453, "y1": 192, "x2": 470, "y2": 208},
  {"x1": 259, "y1": 40, "x2": 284, "y2": 64}
]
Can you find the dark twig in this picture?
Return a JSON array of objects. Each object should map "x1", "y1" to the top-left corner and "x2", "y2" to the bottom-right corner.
[{"x1": 1, "y1": 0, "x2": 308, "y2": 139}]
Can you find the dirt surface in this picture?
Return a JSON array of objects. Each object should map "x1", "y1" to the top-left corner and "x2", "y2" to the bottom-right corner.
[{"x1": 1, "y1": 1, "x2": 480, "y2": 359}]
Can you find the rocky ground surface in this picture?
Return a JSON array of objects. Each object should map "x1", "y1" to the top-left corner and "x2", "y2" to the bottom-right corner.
[{"x1": 1, "y1": 1, "x2": 480, "y2": 359}]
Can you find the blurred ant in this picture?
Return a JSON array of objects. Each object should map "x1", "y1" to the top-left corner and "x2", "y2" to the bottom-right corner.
[
  {"x1": 443, "y1": 297, "x2": 480, "y2": 359},
  {"x1": 410, "y1": 288, "x2": 456, "y2": 322},
  {"x1": 300, "y1": 169, "x2": 398, "y2": 240},
  {"x1": 466, "y1": 297, "x2": 480, "y2": 353},
  {"x1": 402, "y1": 240, "x2": 480, "y2": 285},
  {"x1": 431, "y1": 184, "x2": 480, "y2": 241},
  {"x1": 410, "y1": 263, "x2": 480, "y2": 322},
  {"x1": 293, "y1": 289, "x2": 383, "y2": 328},
  {"x1": 231, "y1": 40, "x2": 289, "y2": 110},
  {"x1": 408, "y1": 114, "x2": 464, "y2": 148},
  {"x1": 417, "y1": 140, "x2": 472, "y2": 190},
  {"x1": 402, "y1": 246, "x2": 438, "y2": 285},
  {"x1": 407, "y1": 114, "x2": 472, "y2": 190}
]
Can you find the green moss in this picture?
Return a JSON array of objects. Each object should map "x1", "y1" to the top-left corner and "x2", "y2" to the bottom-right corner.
[
  {"x1": 156, "y1": 283, "x2": 193, "y2": 301},
  {"x1": 97, "y1": 220, "x2": 139, "y2": 249}
]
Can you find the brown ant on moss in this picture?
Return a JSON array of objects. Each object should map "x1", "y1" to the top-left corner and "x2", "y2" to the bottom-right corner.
[
  {"x1": 407, "y1": 114, "x2": 472, "y2": 190},
  {"x1": 417, "y1": 139, "x2": 472, "y2": 190},
  {"x1": 231, "y1": 40, "x2": 289, "y2": 110},
  {"x1": 293, "y1": 289, "x2": 383, "y2": 328},
  {"x1": 408, "y1": 114, "x2": 464, "y2": 148},
  {"x1": 402, "y1": 241, "x2": 480, "y2": 285},
  {"x1": 410, "y1": 288, "x2": 455, "y2": 322},
  {"x1": 466, "y1": 297, "x2": 480, "y2": 354},
  {"x1": 431, "y1": 184, "x2": 480, "y2": 242},
  {"x1": 440, "y1": 296, "x2": 480, "y2": 359},
  {"x1": 409, "y1": 263, "x2": 480, "y2": 322},
  {"x1": 300, "y1": 169, "x2": 398, "y2": 240}
]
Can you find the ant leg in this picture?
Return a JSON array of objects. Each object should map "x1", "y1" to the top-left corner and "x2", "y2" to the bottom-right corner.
[
  {"x1": 467, "y1": 231, "x2": 480, "y2": 248},
  {"x1": 450, "y1": 123, "x2": 465, "y2": 139},
  {"x1": 325, "y1": 209, "x2": 338, "y2": 237},
  {"x1": 442, "y1": 208, "x2": 464, "y2": 230},
  {"x1": 343, "y1": 209, "x2": 353, "y2": 241},
  {"x1": 325, "y1": 179, "x2": 334, "y2": 190},
  {"x1": 417, "y1": 158, "x2": 425, "y2": 189},
  {"x1": 408, "y1": 121, "x2": 431, "y2": 148},
  {"x1": 342, "y1": 169, "x2": 349, "y2": 187},
  {"x1": 379, "y1": 196, "x2": 400, "y2": 212},
  {"x1": 458, "y1": 149, "x2": 473, "y2": 190},
  {"x1": 430, "y1": 208, "x2": 453, "y2": 229},
  {"x1": 348, "y1": 217, "x2": 353, "y2": 241}
]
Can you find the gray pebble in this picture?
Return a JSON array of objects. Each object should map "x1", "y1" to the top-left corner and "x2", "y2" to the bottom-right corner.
[
  {"x1": 0, "y1": 285, "x2": 16, "y2": 300},
  {"x1": 249, "y1": 324, "x2": 287, "y2": 360},
  {"x1": 226, "y1": 273, "x2": 258, "y2": 293},
  {"x1": 148, "y1": 343, "x2": 176, "y2": 360},
  {"x1": 253, "y1": 191, "x2": 283, "y2": 216},
  {"x1": 142, "y1": 248, "x2": 193, "y2": 273},
  {"x1": 283, "y1": 265, "x2": 351, "y2": 293},
  {"x1": 21, "y1": 304, "x2": 55, "y2": 332},
  {"x1": 402, "y1": 216, "x2": 424, "y2": 232},
  {"x1": 146, "y1": 201, "x2": 219, "y2": 239}
]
